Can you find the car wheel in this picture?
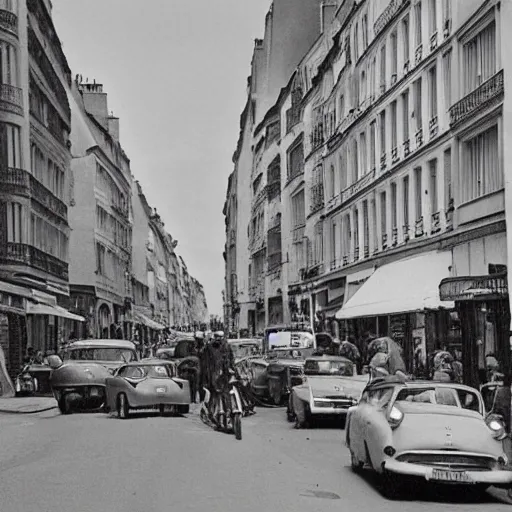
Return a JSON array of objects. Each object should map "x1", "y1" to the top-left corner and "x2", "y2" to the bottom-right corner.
[
  {"x1": 58, "y1": 395, "x2": 71, "y2": 415},
  {"x1": 233, "y1": 413, "x2": 242, "y2": 440},
  {"x1": 350, "y1": 450, "x2": 364, "y2": 472},
  {"x1": 117, "y1": 393, "x2": 130, "y2": 419},
  {"x1": 178, "y1": 404, "x2": 190, "y2": 414},
  {"x1": 380, "y1": 470, "x2": 403, "y2": 500}
]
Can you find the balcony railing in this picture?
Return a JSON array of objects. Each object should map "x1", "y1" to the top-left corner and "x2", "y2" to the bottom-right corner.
[
  {"x1": 0, "y1": 8, "x2": 17, "y2": 36},
  {"x1": 430, "y1": 31, "x2": 438, "y2": 52},
  {"x1": 382, "y1": 233, "x2": 388, "y2": 250},
  {"x1": 431, "y1": 211, "x2": 441, "y2": 234},
  {"x1": 403, "y1": 224, "x2": 410, "y2": 242},
  {"x1": 342, "y1": 255, "x2": 349, "y2": 266},
  {"x1": 330, "y1": 259, "x2": 339, "y2": 271},
  {"x1": 415, "y1": 128, "x2": 423, "y2": 148},
  {"x1": 449, "y1": 70, "x2": 504, "y2": 127},
  {"x1": 374, "y1": 0, "x2": 407, "y2": 36},
  {"x1": 392, "y1": 227, "x2": 398, "y2": 246},
  {"x1": 0, "y1": 167, "x2": 68, "y2": 221},
  {"x1": 0, "y1": 84, "x2": 23, "y2": 116},
  {"x1": 292, "y1": 224, "x2": 305, "y2": 244},
  {"x1": 380, "y1": 152, "x2": 387, "y2": 171},
  {"x1": 429, "y1": 116, "x2": 438, "y2": 138},
  {"x1": 310, "y1": 183, "x2": 324, "y2": 214},
  {"x1": 415, "y1": 217, "x2": 424, "y2": 237},
  {"x1": 391, "y1": 146, "x2": 399, "y2": 164},
  {"x1": 403, "y1": 138, "x2": 410, "y2": 157},
  {"x1": 415, "y1": 44, "x2": 423, "y2": 65},
  {"x1": 0, "y1": 242, "x2": 68, "y2": 280}
]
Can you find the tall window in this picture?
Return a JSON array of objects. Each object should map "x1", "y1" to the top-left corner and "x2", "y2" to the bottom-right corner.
[
  {"x1": 353, "y1": 139, "x2": 359, "y2": 181},
  {"x1": 371, "y1": 198, "x2": 378, "y2": 249},
  {"x1": 391, "y1": 31, "x2": 398, "y2": 78},
  {"x1": 391, "y1": 100, "x2": 398, "y2": 149},
  {"x1": 360, "y1": 131, "x2": 367, "y2": 176},
  {"x1": 428, "y1": 65, "x2": 437, "y2": 118},
  {"x1": 403, "y1": 176, "x2": 410, "y2": 227},
  {"x1": 7, "y1": 202, "x2": 22, "y2": 243},
  {"x1": 462, "y1": 124, "x2": 501, "y2": 203},
  {"x1": 402, "y1": 15, "x2": 410, "y2": 64},
  {"x1": 380, "y1": 191, "x2": 387, "y2": 244},
  {"x1": 343, "y1": 215, "x2": 351, "y2": 260},
  {"x1": 371, "y1": 56, "x2": 377, "y2": 97},
  {"x1": 414, "y1": 78, "x2": 422, "y2": 131},
  {"x1": 288, "y1": 141, "x2": 304, "y2": 181},
  {"x1": 391, "y1": 182, "x2": 398, "y2": 229},
  {"x1": 443, "y1": 50, "x2": 452, "y2": 107},
  {"x1": 354, "y1": 209, "x2": 359, "y2": 251},
  {"x1": 380, "y1": 44, "x2": 386, "y2": 89},
  {"x1": 380, "y1": 110, "x2": 386, "y2": 156},
  {"x1": 429, "y1": 158, "x2": 438, "y2": 213},
  {"x1": 443, "y1": 148, "x2": 452, "y2": 210},
  {"x1": 292, "y1": 190, "x2": 306, "y2": 227},
  {"x1": 402, "y1": 90, "x2": 410, "y2": 141},
  {"x1": 443, "y1": 0, "x2": 452, "y2": 22},
  {"x1": 339, "y1": 146, "x2": 348, "y2": 190},
  {"x1": 0, "y1": 42, "x2": 17, "y2": 86},
  {"x1": 314, "y1": 222, "x2": 323, "y2": 264},
  {"x1": 354, "y1": 23, "x2": 359, "y2": 60},
  {"x1": 415, "y1": 1, "x2": 423, "y2": 47},
  {"x1": 414, "y1": 167, "x2": 423, "y2": 220},
  {"x1": 363, "y1": 200, "x2": 369, "y2": 252},
  {"x1": 0, "y1": 122, "x2": 21, "y2": 168},
  {"x1": 429, "y1": 0, "x2": 437, "y2": 35},
  {"x1": 362, "y1": 14, "x2": 368, "y2": 49},
  {"x1": 463, "y1": 22, "x2": 496, "y2": 95},
  {"x1": 370, "y1": 121, "x2": 376, "y2": 170},
  {"x1": 360, "y1": 70, "x2": 366, "y2": 101},
  {"x1": 331, "y1": 221, "x2": 337, "y2": 264},
  {"x1": 330, "y1": 165, "x2": 335, "y2": 199},
  {"x1": 96, "y1": 242, "x2": 106, "y2": 275}
]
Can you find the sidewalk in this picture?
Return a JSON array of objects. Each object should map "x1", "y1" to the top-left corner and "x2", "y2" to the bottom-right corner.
[{"x1": 0, "y1": 396, "x2": 57, "y2": 414}]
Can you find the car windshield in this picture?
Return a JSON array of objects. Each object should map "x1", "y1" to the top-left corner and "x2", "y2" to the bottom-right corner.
[
  {"x1": 268, "y1": 349, "x2": 303, "y2": 360},
  {"x1": 122, "y1": 365, "x2": 172, "y2": 379},
  {"x1": 304, "y1": 359, "x2": 353, "y2": 376},
  {"x1": 231, "y1": 344, "x2": 260, "y2": 359},
  {"x1": 64, "y1": 348, "x2": 137, "y2": 362},
  {"x1": 395, "y1": 386, "x2": 482, "y2": 413}
]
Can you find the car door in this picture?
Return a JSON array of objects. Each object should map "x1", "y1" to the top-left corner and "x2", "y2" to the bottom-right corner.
[
  {"x1": 348, "y1": 390, "x2": 371, "y2": 460},
  {"x1": 106, "y1": 365, "x2": 126, "y2": 409}
]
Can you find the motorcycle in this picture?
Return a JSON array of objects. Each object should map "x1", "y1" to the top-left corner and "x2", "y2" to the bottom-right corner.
[{"x1": 15, "y1": 365, "x2": 39, "y2": 396}]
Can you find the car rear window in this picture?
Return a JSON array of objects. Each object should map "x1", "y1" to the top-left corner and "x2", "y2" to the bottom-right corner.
[{"x1": 395, "y1": 387, "x2": 481, "y2": 413}]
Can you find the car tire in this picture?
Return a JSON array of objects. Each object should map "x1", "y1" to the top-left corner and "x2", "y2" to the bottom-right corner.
[
  {"x1": 380, "y1": 470, "x2": 403, "y2": 500},
  {"x1": 58, "y1": 395, "x2": 71, "y2": 415},
  {"x1": 233, "y1": 413, "x2": 242, "y2": 440},
  {"x1": 117, "y1": 393, "x2": 130, "y2": 419},
  {"x1": 178, "y1": 404, "x2": 190, "y2": 414},
  {"x1": 350, "y1": 450, "x2": 364, "y2": 472}
]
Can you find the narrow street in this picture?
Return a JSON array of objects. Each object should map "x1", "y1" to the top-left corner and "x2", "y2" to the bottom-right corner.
[{"x1": 0, "y1": 407, "x2": 510, "y2": 511}]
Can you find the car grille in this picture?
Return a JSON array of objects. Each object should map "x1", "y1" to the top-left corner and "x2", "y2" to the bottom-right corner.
[{"x1": 396, "y1": 452, "x2": 496, "y2": 471}]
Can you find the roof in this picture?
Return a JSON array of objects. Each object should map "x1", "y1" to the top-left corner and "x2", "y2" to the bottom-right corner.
[{"x1": 67, "y1": 339, "x2": 136, "y2": 350}]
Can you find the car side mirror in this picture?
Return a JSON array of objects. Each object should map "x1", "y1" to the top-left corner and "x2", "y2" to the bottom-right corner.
[{"x1": 47, "y1": 355, "x2": 63, "y2": 370}]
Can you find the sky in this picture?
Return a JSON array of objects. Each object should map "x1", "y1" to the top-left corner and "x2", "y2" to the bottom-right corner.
[{"x1": 52, "y1": 0, "x2": 271, "y2": 317}]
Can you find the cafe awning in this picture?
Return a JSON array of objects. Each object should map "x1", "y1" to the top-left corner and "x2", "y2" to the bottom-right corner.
[
  {"x1": 26, "y1": 302, "x2": 85, "y2": 322},
  {"x1": 133, "y1": 311, "x2": 165, "y2": 331},
  {"x1": 336, "y1": 251, "x2": 455, "y2": 320}
]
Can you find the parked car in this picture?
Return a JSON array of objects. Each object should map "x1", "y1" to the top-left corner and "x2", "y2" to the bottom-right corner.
[
  {"x1": 50, "y1": 339, "x2": 138, "y2": 414},
  {"x1": 228, "y1": 339, "x2": 262, "y2": 363},
  {"x1": 345, "y1": 377, "x2": 512, "y2": 499},
  {"x1": 235, "y1": 357, "x2": 269, "y2": 399},
  {"x1": 105, "y1": 359, "x2": 190, "y2": 418},
  {"x1": 266, "y1": 350, "x2": 308, "y2": 405},
  {"x1": 288, "y1": 356, "x2": 367, "y2": 428}
]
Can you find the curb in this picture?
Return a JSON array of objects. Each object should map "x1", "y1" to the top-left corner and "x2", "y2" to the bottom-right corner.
[
  {"x1": 0, "y1": 405, "x2": 58, "y2": 415},
  {"x1": 489, "y1": 487, "x2": 512, "y2": 505}
]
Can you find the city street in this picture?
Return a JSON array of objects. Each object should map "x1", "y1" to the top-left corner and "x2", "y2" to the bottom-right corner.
[{"x1": 0, "y1": 407, "x2": 511, "y2": 511}]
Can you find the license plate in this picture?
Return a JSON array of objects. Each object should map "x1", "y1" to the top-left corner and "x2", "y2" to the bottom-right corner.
[
  {"x1": 431, "y1": 469, "x2": 473, "y2": 483},
  {"x1": 156, "y1": 387, "x2": 166, "y2": 394}
]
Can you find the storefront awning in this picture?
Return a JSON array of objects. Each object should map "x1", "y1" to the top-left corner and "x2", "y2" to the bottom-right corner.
[
  {"x1": 343, "y1": 267, "x2": 375, "y2": 306},
  {"x1": 336, "y1": 251, "x2": 455, "y2": 320},
  {"x1": 439, "y1": 274, "x2": 508, "y2": 301},
  {"x1": 133, "y1": 311, "x2": 165, "y2": 331},
  {"x1": 26, "y1": 302, "x2": 85, "y2": 322}
]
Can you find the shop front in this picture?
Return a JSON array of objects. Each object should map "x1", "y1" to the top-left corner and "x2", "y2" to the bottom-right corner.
[{"x1": 439, "y1": 271, "x2": 510, "y2": 389}]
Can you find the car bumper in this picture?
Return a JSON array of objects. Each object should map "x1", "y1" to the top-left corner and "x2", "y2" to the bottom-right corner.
[
  {"x1": 310, "y1": 405, "x2": 351, "y2": 415},
  {"x1": 131, "y1": 395, "x2": 190, "y2": 408},
  {"x1": 383, "y1": 459, "x2": 512, "y2": 486}
]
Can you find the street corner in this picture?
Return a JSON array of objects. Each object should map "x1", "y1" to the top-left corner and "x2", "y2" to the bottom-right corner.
[{"x1": 0, "y1": 397, "x2": 58, "y2": 415}]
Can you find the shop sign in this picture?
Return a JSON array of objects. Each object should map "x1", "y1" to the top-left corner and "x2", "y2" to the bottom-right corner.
[{"x1": 439, "y1": 274, "x2": 508, "y2": 301}]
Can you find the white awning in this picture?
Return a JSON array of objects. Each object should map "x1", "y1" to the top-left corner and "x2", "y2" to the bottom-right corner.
[
  {"x1": 344, "y1": 266, "x2": 375, "y2": 305},
  {"x1": 26, "y1": 302, "x2": 85, "y2": 322},
  {"x1": 336, "y1": 251, "x2": 455, "y2": 320},
  {"x1": 133, "y1": 311, "x2": 165, "y2": 331}
]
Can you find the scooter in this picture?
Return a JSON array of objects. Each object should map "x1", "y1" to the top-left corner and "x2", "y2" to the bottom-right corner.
[{"x1": 15, "y1": 365, "x2": 38, "y2": 396}]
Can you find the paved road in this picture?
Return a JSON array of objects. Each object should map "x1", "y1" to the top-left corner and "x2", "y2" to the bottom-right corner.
[{"x1": 0, "y1": 407, "x2": 510, "y2": 511}]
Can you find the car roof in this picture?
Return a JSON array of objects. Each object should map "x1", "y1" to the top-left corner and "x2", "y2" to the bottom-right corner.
[
  {"x1": 229, "y1": 339, "x2": 260, "y2": 344},
  {"x1": 125, "y1": 359, "x2": 175, "y2": 366},
  {"x1": 66, "y1": 339, "x2": 136, "y2": 350},
  {"x1": 367, "y1": 378, "x2": 479, "y2": 394},
  {"x1": 306, "y1": 356, "x2": 352, "y2": 362}
]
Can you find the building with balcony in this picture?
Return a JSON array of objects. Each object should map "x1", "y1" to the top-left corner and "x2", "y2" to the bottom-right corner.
[
  {"x1": 0, "y1": 0, "x2": 83, "y2": 380},
  {"x1": 67, "y1": 78, "x2": 133, "y2": 339}
]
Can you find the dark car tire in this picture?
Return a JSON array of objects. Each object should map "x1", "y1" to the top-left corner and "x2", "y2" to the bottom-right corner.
[
  {"x1": 234, "y1": 413, "x2": 242, "y2": 440},
  {"x1": 58, "y1": 395, "x2": 71, "y2": 415},
  {"x1": 380, "y1": 470, "x2": 403, "y2": 500},
  {"x1": 178, "y1": 404, "x2": 190, "y2": 414},
  {"x1": 117, "y1": 393, "x2": 130, "y2": 419}
]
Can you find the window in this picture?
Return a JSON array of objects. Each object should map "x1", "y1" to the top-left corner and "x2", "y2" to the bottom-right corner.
[
  {"x1": 380, "y1": 110, "x2": 386, "y2": 156},
  {"x1": 354, "y1": 209, "x2": 359, "y2": 253},
  {"x1": 391, "y1": 182, "x2": 397, "y2": 229},
  {"x1": 353, "y1": 139, "x2": 359, "y2": 181},
  {"x1": 371, "y1": 56, "x2": 377, "y2": 98},
  {"x1": 463, "y1": 22, "x2": 496, "y2": 95},
  {"x1": 414, "y1": 167, "x2": 423, "y2": 220},
  {"x1": 354, "y1": 23, "x2": 359, "y2": 60},
  {"x1": 360, "y1": 131, "x2": 367, "y2": 176},
  {"x1": 330, "y1": 165, "x2": 335, "y2": 199},
  {"x1": 429, "y1": 159, "x2": 438, "y2": 213},
  {"x1": 0, "y1": 42, "x2": 17, "y2": 86},
  {"x1": 292, "y1": 190, "x2": 306, "y2": 227},
  {"x1": 288, "y1": 141, "x2": 304, "y2": 181},
  {"x1": 360, "y1": 70, "x2": 366, "y2": 100},
  {"x1": 7, "y1": 202, "x2": 22, "y2": 243},
  {"x1": 0, "y1": 122, "x2": 21, "y2": 168},
  {"x1": 402, "y1": 15, "x2": 410, "y2": 64},
  {"x1": 331, "y1": 221, "x2": 337, "y2": 263},
  {"x1": 415, "y1": 1, "x2": 422, "y2": 46},
  {"x1": 428, "y1": 65, "x2": 437, "y2": 118},
  {"x1": 342, "y1": 215, "x2": 351, "y2": 260},
  {"x1": 443, "y1": 0, "x2": 451, "y2": 22},
  {"x1": 362, "y1": 14, "x2": 368, "y2": 49},
  {"x1": 443, "y1": 148, "x2": 452, "y2": 209},
  {"x1": 403, "y1": 176, "x2": 410, "y2": 227},
  {"x1": 391, "y1": 31, "x2": 398, "y2": 78},
  {"x1": 363, "y1": 200, "x2": 369, "y2": 251},
  {"x1": 443, "y1": 50, "x2": 452, "y2": 107},
  {"x1": 462, "y1": 124, "x2": 501, "y2": 203},
  {"x1": 380, "y1": 44, "x2": 386, "y2": 89},
  {"x1": 380, "y1": 191, "x2": 387, "y2": 242},
  {"x1": 339, "y1": 146, "x2": 348, "y2": 190},
  {"x1": 370, "y1": 121, "x2": 376, "y2": 170},
  {"x1": 402, "y1": 90, "x2": 410, "y2": 141},
  {"x1": 414, "y1": 78, "x2": 422, "y2": 131},
  {"x1": 429, "y1": 0, "x2": 437, "y2": 35},
  {"x1": 391, "y1": 101, "x2": 397, "y2": 149},
  {"x1": 314, "y1": 222, "x2": 323, "y2": 264},
  {"x1": 338, "y1": 95, "x2": 345, "y2": 122}
]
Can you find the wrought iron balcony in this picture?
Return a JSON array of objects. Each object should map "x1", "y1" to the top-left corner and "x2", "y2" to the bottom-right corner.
[
  {"x1": 340, "y1": 169, "x2": 377, "y2": 204},
  {"x1": 0, "y1": 8, "x2": 17, "y2": 36},
  {"x1": 430, "y1": 32, "x2": 438, "y2": 52},
  {"x1": 403, "y1": 139, "x2": 410, "y2": 157},
  {"x1": 415, "y1": 217, "x2": 424, "y2": 237},
  {"x1": 391, "y1": 146, "x2": 399, "y2": 164},
  {"x1": 403, "y1": 224, "x2": 410, "y2": 242},
  {"x1": 0, "y1": 84, "x2": 23, "y2": 116},
  {"x1": 431, "y1": 211, "x2": 441, "y2": 234},
  {"x1": 0, "y1": 167, "x2": 68, "y2": 221},
  {"x1": 429, "y1": 116, "x2": 438, "y2": 138},
  {"x1": 0, "y1": 242, "x2": 68, "y2": 280},
  {"x1": 415, "y1": 44, "x2": 423, "y2": 66},
  {"x1": 382, "y1": 233, "x2": 388, "y2": 250},
  {"x1": 415, "y1": 128, "x2": 423, "y2": 148},
  {"x1": 449, "y1": 70, "x2": 504, "y2": 128},
  {"x1": 310, "y1": 123, "x2": 324, "y2": 152},
  {"x1": 364, "y1": 245, "x2": 369, "y2": 258},
  {"x1": 392, "y1": 227, "x2": 398, "y2": 246},
  {"x1": 111, "y1": 203, "x2": 129, "y2": 220},
  {"x1": 380, "y1": 152, "x2": 387, "y2": 171},
  {"x1": 354, "y1": 245, "x2": 360, "y2": 261}
]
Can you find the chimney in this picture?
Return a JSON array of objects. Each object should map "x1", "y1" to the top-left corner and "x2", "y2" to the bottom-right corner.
[
  {"x1": 320, "y1": 2, "x2": 337, "y2": 33},
  {"x1": 78, "y1": 80, "x2": 109, "y2": 130},
  {"x1": 108, "y1": 115, "x2": 120, "y2": 142}
]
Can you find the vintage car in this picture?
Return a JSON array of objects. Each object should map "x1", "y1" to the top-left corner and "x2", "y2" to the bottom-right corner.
[
  {"x1": 236, "y1": 357, "x2": 269, "y2": 399},
  {"x1": 345, "y1": 377, "x2": 512, "y2": 499},
  {"x1": 288, "y1": 356, "x2": 367, "y2": 427},
  {"x1": 228, "y1": 339, "x2": 262, "y2": 363},
  {"x1": 50, "y1": 339, "x2": 139, "y2": 414},
  {"x1": 266, "y1": 349, "x2": 309, "y2": 405},
  {"x1": 105, "y1": 359, "x2": 190, "y2": 418}
]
